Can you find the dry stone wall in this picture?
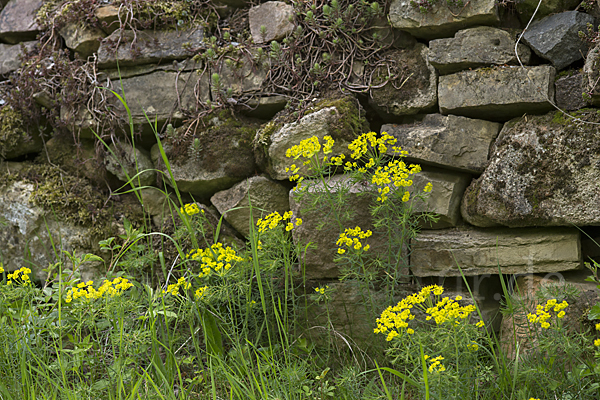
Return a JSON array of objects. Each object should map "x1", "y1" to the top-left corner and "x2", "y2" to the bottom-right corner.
[{"x1": 1, "y1": 0, "x2": 600, "y2": 343}]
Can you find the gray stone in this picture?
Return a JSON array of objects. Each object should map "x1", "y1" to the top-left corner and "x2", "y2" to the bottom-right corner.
[
  {"x1": 412, "y1": 169, "x2": 471, "y2": 229},
  {"x1": 0, "y1": 179, "x2": 101, "y2": 283},
  {"x1": 249, "y1": 1, "x2": 295, "y2": 44},
  {"x1": 382, "y1": 114, "x2": 502, "y2": 174},
  {"x1": 0, "y1": 107, "x2": 44, "y2": 160},
  {"x1": 389, "y1": 0, "x2": 499, "y2": 40},
  {"x1": 369, "y1": 44, "x2": 438, "y2": 118},
  {"x1": 60, "y1": 22, "x2": 106, "y2": 58},
  {"x1": 521, "y1": 11, "x2": 593, "y2": 71},
  {"x1": 411, "y1": 227, "x2": 582, "y2": 276},
  {"x1": 211, "y1": 175, "x2": 290, "y2": 237},
  {"x1": 97, "y1": 28, "x2": 204, "y2": 68},
  {"x1": 255, "y1": 97, "x2": 368, "y2": 181},
  {"x1": 583, "y1": 45, "x2": 600, "y2": 106},
  {"x1": 242, "y1": 95, "x2": 288, "y2": 119},
  {"x1": 555, "y1": 73, "x2": 588, "y2": 111},
  {"x1": 105, "y1": 141, "x2": 155, "y2": 187},
  {"x1": 461, "y1": 111, "x2": 600, "y2": 227},
  {"x1": 140, "y1": 187, "x2": 176, "y2": 217},
  {"x1": 152, "y1": 115, "x2": 259, "y2": 199},
  {"x1": 516, "y1": 0, "x2": 581, "y2": 25},
  {"x1": 0, "y1": 0, "x2": 42, "y2": 44},
  {"x1": 438, "y1": 65, "x2": 556, "y2": 121},
  {"x1": 213, "y1": 55, "x2": 266, "y2": 96},
  {"x1": 0, "y1": 41, "x2": 36, "y2": 75},
  {"x1": 428, "y1": 26, "x2": 531, "y2": 75},
  {"x1": 108, "y1": 69, "x2": 210, "y2": 135}
]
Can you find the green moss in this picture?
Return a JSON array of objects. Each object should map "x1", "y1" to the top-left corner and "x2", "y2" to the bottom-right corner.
[
  {"x1": 0, "y1": 107, "x2": 28, "y2": 158},
  {"x1": 551, "y1": 108, "x2": 599, "y2": 126},
  {"x1": 311, "y1": 95, "x2": 368, "y2": 142},
  {"x1": 0, "y1": 163, "x2": 141, "y2": 240}
]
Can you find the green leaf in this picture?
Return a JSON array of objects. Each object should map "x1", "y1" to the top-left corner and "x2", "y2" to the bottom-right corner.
[{"x1": 588, "y1": 304, "x2": 600, "y2": 320}]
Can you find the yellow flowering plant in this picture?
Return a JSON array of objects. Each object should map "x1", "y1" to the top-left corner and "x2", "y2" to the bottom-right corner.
[{"x1": 374, "y1": 285, "x2": 489, "y2": 395}]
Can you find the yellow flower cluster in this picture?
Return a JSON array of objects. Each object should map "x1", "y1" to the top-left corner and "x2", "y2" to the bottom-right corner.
[
  {"x1": 424, "y1": 182, "x2": 433, "y2": 193},
  {"x1": 195, "y1": 285, "x2": 208, "y2": 300},
  {"x1": 0, "y1": 264, "x2": 4, "y2": 274},
  {"x1": 371, "y1": 159, "x2": 422, "y2": 202},
  {"x1": 65, "y1": 277, "x2": 133, "y2": 303},
  {"x1": 286, "y1": 136, "x2": 327, "y2": 160},
  {"x1": 187, "y1": 243, "x2": 244, "y2": 278},
  {"x1": 181, "y1": 203, "x2": 202, "y2": 216},
  {"x1": 315, "y1": 285, "x2": 329, "y2": 295},
  {"x1": 347, "y1": 131, "x2": 400, "y2": 160},
  {"x1": 374, "y1": 285, "x2": 478, "y2": 342},
  {"x1": 526, "y1": 299, "x2": 568, "y2": 329},
  {"x1": 7, "y1": 267, "x2": 32, "y2": 286},
  {"x1": 424, "y1": 355, "x2": 446, "y2": 373},
  {"x1": 336, "y1": 226, "x2": 372, "y2": 254},
  {"x1": 163, "y1": 276, "x2": 191, "y2": 296},
  {"x1": 256, "y1": 211, "x2": 302, "y2": 233}
]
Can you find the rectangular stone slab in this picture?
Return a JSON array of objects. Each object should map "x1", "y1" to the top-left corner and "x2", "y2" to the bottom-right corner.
[
  {"x1": 438, "y1": 65, "x2": 556, "y2": 121},
  {"x1": 411, "y1": 227, "x2": 581, "y2": 276},
  {"x1": 388, "y1": 0, "x2": 499, "y2": 40},
  {"x1": 383, "y1": 114, "x2": 502, "y2": 174}
]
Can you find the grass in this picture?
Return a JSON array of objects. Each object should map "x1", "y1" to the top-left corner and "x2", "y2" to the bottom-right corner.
[{"x1": 0, "y1": 101, "x2": 600, "y2": 400}]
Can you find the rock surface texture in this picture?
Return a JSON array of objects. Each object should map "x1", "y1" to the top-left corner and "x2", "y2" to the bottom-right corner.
[
  {"x1": 369, "y1": 44, "x2": 438, "y2": 117},
  {"x1": 0, "y1": 0, "x2": 42, "y2": 43},
  {"x1": 462, "y1": 111, "x2": 600, "y2": 227},
  {"x1": 521, "y1": 11, "x2": 594, "y2": 71},
  {"x1": 389, "y1": 0, "x2": 499, "y2": 39},
  {"x1": 211, "y1": 176, "x2": 290, "y2": 237},
  {"x1": 382, "y1": 114, "x2": 502, "y2": 174},
  {"x1": 555, "y1": 73, "x2": 588, "y2": 111},
  {"x1": 411, "y1": 227, "x2": 582, "y2": 276},
  {"x1": 438, "y1": 66, "x2": 556, "y2": 121},
  {"x1": 428, "y1": 27, "x2": 531, "y2": 75},
  {"x1": 248, "y1": 1, "x2": 295, "y2": 44}
]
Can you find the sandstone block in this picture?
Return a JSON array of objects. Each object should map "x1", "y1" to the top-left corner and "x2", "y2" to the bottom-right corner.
[
  {"x1": 461, "y1": 111, "x2": 600, "y2": 227},
  {"x1": 411, "y1": 227, "x2": 582, "y2": 276},
  {"x1": 60, "y1": 22, "x2": 106, "y2": 58},
  {"x1": 97, "y1": 28, "x2": 203, "y2": 68},
  {"x1": 152, "y1": 114, "x2": 259, "y2": 199},
  {"x1": 0, "y1": 0, "x2": 42, "y2": 43},
  {"x1": 249, "y1": 1, "x2": 295, "y2": 44},
  {"x1": 255, "y1": 97, "x2": 368, "y2": 181},
  {"x1": 95, "y1": 5, "x2": 120, "y2": 34},
  {"x1": 211, "y1": 175, "x2": 290, "y2": 237},
  {"x1": 522, "y1": 11, "x2": 593, "y2": 71},
  {"x1": 428, "y1": 26, "x2": 531, "y2": 75},
  {"x1": 438, "y1": 66, "x2": 556, "y2": 121},
  {"x1": 369, "y1": 44, "x2": 437, "y2": 118},
  {"x1": 412, "y1": 169, "x2": 471, "y2": 229},
  {"x1": 382, "y1": 114, "x2": 502, "y2": 173},
  {"x1": 389, "y1": 0, "x2": 499, "y2": 40}
]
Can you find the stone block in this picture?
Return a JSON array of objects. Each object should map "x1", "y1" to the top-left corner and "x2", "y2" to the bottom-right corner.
[
  {"x1": 249, "y1": 1, "x2": 295, "y2": 44},
  {"x1": 105, "y1": 141, "x2": 155, "y2": 187},
  {"x1": 0, "y1": 41, "x2": 36, "y2": 75},
  {"x1": 0, "y1": 0, "x2": 42, "y2": 44},
  {"x1": 461, "y1": 111, "x2": 600, "y2": 227},
  {"x1": 438, "y1": 65, "x2": 556, "y2": 121},
  {"x1": 95, "y1": 5, "x2": 120, "y2": 34},
  {"x1": 516, "y1": 0, "x2": 581, "y2": 25},
  {"x1": 411, "y1": 227, "x2": 582, "y2": 277},
  {"x1": 522, "y1": 11, "x2": 593, "y2": 71},
  {"x1": 428, "y1": 26, "x2": 531, "y2": 75},
  {"x1": 97, "y1": 28, "x2": 203, "y2": 68},
  {"x1": 382, "y1": 114, "x2": 502, "y2": 174},
  {"x1": 555, "y1": 73, "x2": 587, "y2": 111},
  {"x1": 211, "y1": 175, "x2": 290, "y2": 237},
  {"x1": 255, "y1": 96, "x2": 368, "y2": 181},
  {"x1": 412, "y1": 169, "x2": 471, "y2": 229},
  {"x1": 369, "y1": 44, "x2": 438, "y2": 118},
  {"x1": 389, "y1": 0, "x2": 499, "y2": 40},
  {"x1": 60, "y1": 22, "x2": 106, "y2": 58}
]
